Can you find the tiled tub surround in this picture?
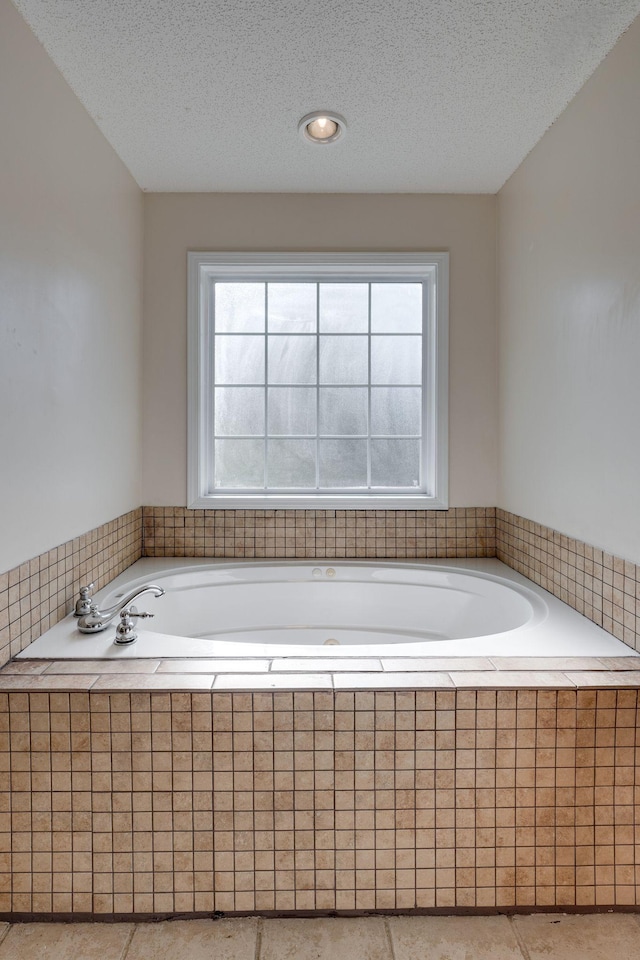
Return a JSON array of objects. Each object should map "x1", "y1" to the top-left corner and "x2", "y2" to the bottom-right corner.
[
  {"x1": 0, "y1": 510, "x2": 142, "y2": 670},
  {"x1": 497, "y1": 510, "x2": 640, "y2": 652},
  {"x1": 142, "y1": 507, "x2": 497, "y2": 560},
  {"x1": 3, "y1": 685, "x2": 640, "y2": 917},
  {"x1": 2, "y1": 505, "x2": 640, "y2": 917},
  {"x1": 4, "y1": 503, "x2": 638, "y2": 672},
  {"x1": 13, "y1": 558, "x2": 635, "y2": 661}
]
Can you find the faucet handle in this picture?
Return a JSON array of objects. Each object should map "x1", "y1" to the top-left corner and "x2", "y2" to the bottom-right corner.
[
  {"x1": 74, "y1": 583, "x2": 96, "y2": 617},
  {"x1": 114, "y1": 606, "x2": 153, "y2": 645}
]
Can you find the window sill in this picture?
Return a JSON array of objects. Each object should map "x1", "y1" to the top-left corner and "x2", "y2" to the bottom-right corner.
[{"x1": 188, "y1": 494, "x2": 449, "y2": 510}]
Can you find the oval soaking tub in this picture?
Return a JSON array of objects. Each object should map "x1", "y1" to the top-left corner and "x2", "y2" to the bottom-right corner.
[{"x1": 102, "y1": 562, "x2": 544, "y2": 645}]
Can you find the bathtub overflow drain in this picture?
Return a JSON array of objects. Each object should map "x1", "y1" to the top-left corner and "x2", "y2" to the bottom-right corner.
[{"x1": 323, "y1": 638, "x2": 340, "y2": 646}]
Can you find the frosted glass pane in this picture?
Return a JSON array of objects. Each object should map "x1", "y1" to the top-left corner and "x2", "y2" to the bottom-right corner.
[
  {"x1": 319, "y1": 283, "x2": 368, "y2": 333},
  {"x1": 267, "y1": 440, "x2": 316, "y2": 487},
  {"x1": 319, "y1": 388, "x2": 367, "y2": 436},
  {"x1": 268, "y1": 387, "x2": 316, "y2": 436},
  {"x1": 319, "y1": 439, "x2": 368, "y2": 487},
  {"x1": 215, "y1": 283, "x2": 265, "y2": 332},
  {"x1": 371, "y1": 283, "x2": 422, "y2": 332},
  {"x1": 214, "y1": 388, "x2": 264, "y2": 436},
  {"x1": 371, "y1": 388, "x2": 421, "y2": 436},
  {"x1": 371, "y1": 439, "x2": 421, "y2": 487},
  {"x1": 268, "y1": 336, "x2": 316, "y2": 384},
  {"x1": 215, "y1": 336, "x2": 265, "y2": 384},
  {"x1": 214, "y1": 439, "x2": 264, "y2": 488},
  {"x1": 371, "y1": 336, "x2": 422, "y2": 384},
  {"x1": 319, "y1": 336, "x2": 368, "y2": 384},
  {"x1": 268, "y1": 283, "x2": 316, "y2": 332}
]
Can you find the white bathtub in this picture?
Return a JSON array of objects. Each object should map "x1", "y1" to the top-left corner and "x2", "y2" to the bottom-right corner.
[{"x1": 17, "y1": 558, "x2": 634, "y2": 659}]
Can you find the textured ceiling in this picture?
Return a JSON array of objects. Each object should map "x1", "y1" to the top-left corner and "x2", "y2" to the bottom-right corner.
[{"x1": 11, "y1": 0, "x2": 640, "y2": 192}]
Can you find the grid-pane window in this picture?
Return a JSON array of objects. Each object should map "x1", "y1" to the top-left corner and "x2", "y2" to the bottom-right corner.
[
  {"x1": 211, "y1": 281, "x2": 423, "y2": 492},
  {"x1": 188, "y1": 254, "x2": 448, "y2": 508}
]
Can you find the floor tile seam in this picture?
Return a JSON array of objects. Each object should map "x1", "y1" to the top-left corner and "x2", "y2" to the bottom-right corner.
[
  {"x1": 255, "y1": 916, "x2": 263, "y2": 960},
  {"x1": 508, "y1": 916, "x2": 532, "y2": 960},
  {"x1": 383, "y1": 915, "x2": 397, "y2": 960},
  {"x1": 119, "y1": 922, "x2": 137, "y2": 960}
]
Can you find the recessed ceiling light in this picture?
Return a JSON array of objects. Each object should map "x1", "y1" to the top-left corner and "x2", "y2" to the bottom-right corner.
[{"x1": 299, "y1": 111, "x2": 346, "y2": 144}]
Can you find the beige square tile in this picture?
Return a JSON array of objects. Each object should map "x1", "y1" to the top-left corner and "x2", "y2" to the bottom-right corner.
[
  {"x1": 0, "y1": 923, "x2": 133, "y2": 960},
  {"x1": 389, "y1": 916, "x2": 524, "y2": 960},
  {"x1": 513, "y1": 914, "x2": 640, "y2": 960},
  {"x1": 126, "y1": 918, "x2": 258, "y2": 960},
  {"x1": 260, "y1": 917, "x2": 392, "y2": 960}
]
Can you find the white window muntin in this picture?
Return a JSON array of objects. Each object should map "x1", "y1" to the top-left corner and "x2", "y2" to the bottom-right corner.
[{"x1": 188, "y1": 253, "x2": 448, "y2": 509}]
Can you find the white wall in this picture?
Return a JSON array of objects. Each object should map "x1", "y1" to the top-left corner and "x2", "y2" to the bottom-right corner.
[
  {"x1": 498, "y1": 16, "x2": 640, "y2": 563},
  {"x1": 143, "y1": 193, "x2": 498, "y2": 507},
  {"x1": 0, "y1": 0, "x2": 143, "y2": 573}
]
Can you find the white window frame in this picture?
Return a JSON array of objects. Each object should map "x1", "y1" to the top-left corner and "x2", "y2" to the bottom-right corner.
[{"x1": 187, "y1": 252, "x2": 448, "y2": 509}]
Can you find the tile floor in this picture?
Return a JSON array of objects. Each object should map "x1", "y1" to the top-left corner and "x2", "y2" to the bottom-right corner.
[{"x1": 0, "y1": 914, "x2": 639, "y2": 959}]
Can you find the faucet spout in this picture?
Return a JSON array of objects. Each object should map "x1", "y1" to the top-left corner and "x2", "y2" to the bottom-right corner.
[
  {"x1": 99, "y1": 584, "x2": 165, "y2": 621},
  {"x1": 77, "y1": 584, "x2": 165, "y2": 633}
]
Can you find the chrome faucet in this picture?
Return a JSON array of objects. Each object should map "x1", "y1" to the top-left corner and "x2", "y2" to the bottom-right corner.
[{"x1": 77, "y1": 584, "x2": 165, "y2": 634}]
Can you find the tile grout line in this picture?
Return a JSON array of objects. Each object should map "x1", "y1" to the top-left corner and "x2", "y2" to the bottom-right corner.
[
  {"x1": 508, "y1": 917, "x2": 532, "y2": 960},
  {"x1": 254, "y1": 916, "x2": 264, "y2": 960},
  {"x1": 119, "y1": 922, "x2": 137, "y2": 960},
  {"x1": 383, "y1": 916, "x2": 397, "y2": 960}
]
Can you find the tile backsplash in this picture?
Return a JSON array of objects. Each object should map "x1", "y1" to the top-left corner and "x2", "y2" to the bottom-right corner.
[
  {"x1": 0, "y1": 509, "x2": 142, "y2": 668},
  {"x1": 142, "y1": 507, "x2": 496, "y2": 560},
  {"x1": 496, "y1": 509, "x2": 639, "y2": 653}
]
